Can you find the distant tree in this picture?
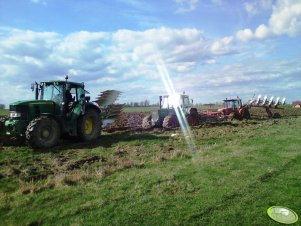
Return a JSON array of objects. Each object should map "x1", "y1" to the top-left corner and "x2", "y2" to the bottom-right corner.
[{"x1": 144, "y1": 100, "x2": 150, "y2": 107}]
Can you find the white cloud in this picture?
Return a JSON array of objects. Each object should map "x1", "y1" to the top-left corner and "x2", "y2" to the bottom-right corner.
[
  {"x1": 260, "y1": 0, "x2": 273, "y2": 10},
  {"x1": 236, "y1": 29, "x2": 254, "y2": 42},
  {"x1": 172, "y1": 59, "x2": 301, "y2": 103},
  {"x1": 244, "y1": 0, "x2": 273, "y2": 16},
  {"x1": 269, "y1": 0, "x2": 301, "y2": 37},
  {"x1": 254, "y1": 24, "x2": 271, "y2": 39},
  {"x1": 204, "y1": 59, "x2": 217, "y2": 64},
  {"x1": 244, "y1": 2, "x2": 258, "y2": 16},
  {"x1": 0, "y1": 26, "x2": 299, "y2": 106},
  {"x1": 175, "y1": 0, "x2": 199, "y2": 14},
  {"x1": 0, "y1": 27, "x2": 236, "y2": 106},
  {"x1": 238, "y1": 0, "x2": 301, "y2": 41},
  {"x1": 210, "y1": 36, "x2": 234, "y2": 54}
]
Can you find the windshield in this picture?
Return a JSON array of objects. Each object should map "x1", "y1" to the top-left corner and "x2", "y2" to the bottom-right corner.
[
  {"x1": 182, "y1": 96, "x2": 190, "y2": 108},
  {"x1": 40, "y1": 83, "x2": 63, "y2": 103},
  {"x1": 224, "y1": 100, "x2": 240, "y2": 108}
]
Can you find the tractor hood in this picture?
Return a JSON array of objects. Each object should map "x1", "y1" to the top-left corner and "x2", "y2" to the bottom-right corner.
[
  {"x1": 9, "y1": 100, "x2": 58, "y2": 120},
  {"x1": 10, "y1": 100, "x2": 55, "y2": 106}
]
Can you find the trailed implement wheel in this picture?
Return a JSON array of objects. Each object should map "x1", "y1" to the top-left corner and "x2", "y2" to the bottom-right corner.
[
  {"x1": 272, "y1": 112, "x2": 281, "y2": 118},
  {"x1": 187, "y1": 108, "x2": 199, "y2": 126},
  {"x1": 78, "y1": 108, "x2": 101, "y2": 141},
  {"x1": 142, "y1": 115, "x2": 153, "y2": 130},
  {"x1": 242, "y1": 108, "x2": 251, "y2": 119},
  {"x1": 163, "y1": 114, "x2": 179, "y2": 129},
  {"x1": 26, "y1": 117, "x2": 60, "y2": 149}
]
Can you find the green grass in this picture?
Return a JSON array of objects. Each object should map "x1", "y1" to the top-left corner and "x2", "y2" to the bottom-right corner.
[
  {"x1": 0, "y1": 109, "x2": 8, "y2": 116},
  {"x1": 1, "y1": 118, "x2": 301, "y2": 225}
]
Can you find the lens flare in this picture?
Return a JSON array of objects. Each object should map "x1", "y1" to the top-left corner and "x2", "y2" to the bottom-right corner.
[{"x1": 156, "y1": 59, "x2": 196, "y2": 151}]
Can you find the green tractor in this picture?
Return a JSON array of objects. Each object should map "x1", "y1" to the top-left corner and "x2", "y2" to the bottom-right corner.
[
  {"x1": 0, "y1": 76, "x2": 121, "y2": 149},
  {"x1": 142, "y1": 93, "x2": 199, "y2": 129}
]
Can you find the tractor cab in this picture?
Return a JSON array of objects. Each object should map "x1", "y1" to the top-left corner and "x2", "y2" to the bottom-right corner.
[
  {"x1": 142, "y1": 92, "x2": 198, "y2": 129},
  {"x1": 160, "y1": 94, "x2": 192, "y2": 110},
  {"x1": 218, "y1": 98, "x2": 242, "y2": 115},
  {"x1": 34, "y1": 78, "x2": 87, "y2": 114}
]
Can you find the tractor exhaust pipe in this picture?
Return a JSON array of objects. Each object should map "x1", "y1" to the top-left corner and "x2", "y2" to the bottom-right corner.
[
  {"x1": 35, "y1": 82, "x2": 39, "y2": 100},
  {"x1": 159, "y1": 96, "x2": 162, "y2": 109}
]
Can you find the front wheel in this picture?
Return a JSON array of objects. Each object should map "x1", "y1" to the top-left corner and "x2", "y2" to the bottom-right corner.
[
  {"x1": 77, "y1": 108, "x2": 101, "y2": 141},
  {"x1": 142, "y1": 115, "x2": 153, "y2": 130},
  {"x1": 26, "y1": 117, "x2": 61, "y2": 149}
]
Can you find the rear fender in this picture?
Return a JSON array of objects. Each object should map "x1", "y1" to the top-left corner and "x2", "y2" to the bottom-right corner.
[{"x1": 85, "y1": 104, "x2": 101, "y2": 115}]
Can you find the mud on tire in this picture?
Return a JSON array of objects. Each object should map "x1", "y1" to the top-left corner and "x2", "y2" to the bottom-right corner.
[
  {"x1": 77, "y1": 108, "x2": 101, "y2": 141},
  {"x1": 163, "y1": 114, "x2": 179, "y2": 129},
  {"x1": 26, "y1": 117, "x2": 61, "y2": 149}
]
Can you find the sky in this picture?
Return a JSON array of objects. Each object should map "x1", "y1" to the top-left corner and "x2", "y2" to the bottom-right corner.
[{"x1": 0, "y1": 0, "x2": 300, "y2": 106}]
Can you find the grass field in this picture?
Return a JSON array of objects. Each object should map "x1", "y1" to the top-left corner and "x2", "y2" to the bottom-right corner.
[
  {"x1": 0, "y1": 109, "x2": 8, "y2": 116},
  {"x1": 1, "y1": 117, "x2": 301, "y2": 225}
]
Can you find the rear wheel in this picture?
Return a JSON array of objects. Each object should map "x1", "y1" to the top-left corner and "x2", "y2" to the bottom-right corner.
[
  {"x1": 242, "y1": 108, "x2": 251, "y2": 119},
  {"x1": 163, "y1": 114, "x2": 179, "y2": 129},
  {"x1": 26, "y1": 117, "x2": 60, "y2": 149},
  {"x1": 78, "y1": 108, "x2": 101, "y2": 141}
]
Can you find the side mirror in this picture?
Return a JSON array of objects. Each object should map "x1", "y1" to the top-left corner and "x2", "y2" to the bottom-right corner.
[
  {"x1": 31, "y1": 83, "x2": 34, "y2": 91},
  {"x1": 85, "y1": 96, "x2": 90, "y2": 102}
]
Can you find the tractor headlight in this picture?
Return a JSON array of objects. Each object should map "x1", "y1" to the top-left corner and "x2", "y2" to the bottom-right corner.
[{"x1": 9, "y1": 111, "x2": 21, "y2": 118}]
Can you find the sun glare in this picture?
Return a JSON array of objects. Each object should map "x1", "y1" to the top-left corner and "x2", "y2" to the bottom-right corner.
[{"x1": 156, "y1": 59, "x2": 196, "y2": 151}]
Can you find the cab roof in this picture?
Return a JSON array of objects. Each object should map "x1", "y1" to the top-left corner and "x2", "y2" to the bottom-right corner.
[{"x1": 42, "y1": 80, "x2": 84, "y2": 88}]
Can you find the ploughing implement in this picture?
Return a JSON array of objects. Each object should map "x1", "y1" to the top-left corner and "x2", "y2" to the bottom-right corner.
[
  {"x1": 247, "y1": 95, "x2": 286, "y2": 118},
  {"x1": 94, "y1": 90, "x2": 124, "y2": 128},
  {"x1": 200, "y1": 95, "x2": 286, "y2": 122}
]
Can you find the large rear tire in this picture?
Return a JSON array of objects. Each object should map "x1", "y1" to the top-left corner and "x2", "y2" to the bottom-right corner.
[
  {"x1": 26, "y1": 117, "x2": 60, "y2": 149},
  {"x1": 163, "y1": 114, "x2": 179, "y2": 129},
  {"x1": 77, "y1": 108, "x2": 101, "y2": 141}
]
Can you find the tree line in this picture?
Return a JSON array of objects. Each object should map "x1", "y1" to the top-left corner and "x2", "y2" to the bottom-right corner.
[{"x1": 124, "y1": 100, "x2": 158, "y2": 107}]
